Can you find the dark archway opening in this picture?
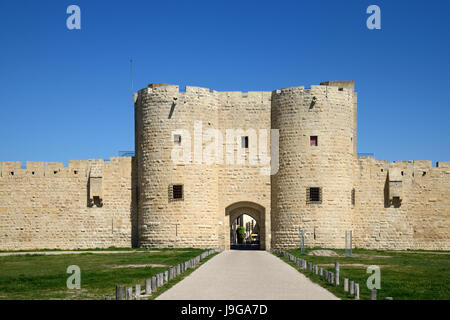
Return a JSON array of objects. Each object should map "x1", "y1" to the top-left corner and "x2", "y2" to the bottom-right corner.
[{"x1": 230, "y1": 213, "x2": 260, "y2": 250}]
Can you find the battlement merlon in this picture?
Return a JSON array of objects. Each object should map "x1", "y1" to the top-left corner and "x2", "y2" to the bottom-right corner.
[
  {"x1": 0, "y1": 157, "x2": 132, "y2": 178},
  {"x1": 136, "y1": 83, "x2": 273, "y2": 103},
  {"x1": 137, "y1": 82, "x2": 356, "y2": 102},
  {"x1": 320, "y1": 80, "x2": 355, "y2": 91}
]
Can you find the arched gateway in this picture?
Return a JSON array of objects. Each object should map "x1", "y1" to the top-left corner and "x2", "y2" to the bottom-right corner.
[{"x1": 224, "y1": 202, "x2": 270, "y2": 250}]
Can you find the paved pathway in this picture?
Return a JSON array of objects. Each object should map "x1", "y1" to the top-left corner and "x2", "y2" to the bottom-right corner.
[{"x1": 157, "y1": 250, "x2": 338, "y2": 300}]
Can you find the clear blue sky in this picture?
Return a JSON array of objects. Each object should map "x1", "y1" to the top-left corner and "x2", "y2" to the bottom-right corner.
[{"x1": 0, "y1": 0, "x2": 449, "y2": 165}]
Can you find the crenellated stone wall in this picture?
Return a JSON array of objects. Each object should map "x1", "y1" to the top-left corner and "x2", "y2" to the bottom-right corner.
[
  {"x1": 0, "y1": 80, "x2": 448, "y2": 251},
  {"x1": 0, "y1": 157, "x2": 136, "y2": 250},
  {"x1": 352, "y1": 158, "x2": 450, "y2": 250}
]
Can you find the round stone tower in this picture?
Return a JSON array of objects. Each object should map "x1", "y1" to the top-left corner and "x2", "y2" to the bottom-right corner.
[
  {"x1": 271, "y1": 81, "x2": 357, "y2": 249},
  {"x1": 135, "y1": 83, "x2": 220, "y2": 248}
]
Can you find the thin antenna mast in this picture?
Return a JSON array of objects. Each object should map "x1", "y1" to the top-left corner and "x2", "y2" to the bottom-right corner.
[{"x1": 130, "y1": 58, "x2": 134, "y2": 107}]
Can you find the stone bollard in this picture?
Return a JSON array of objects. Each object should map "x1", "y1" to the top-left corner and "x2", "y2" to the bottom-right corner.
[
  {"x1": 334, "y1": 262, "x2": 340, "y2": 286},
  {"x1": 344, "y1": 278, "x2": 349, "y2": 292},
  {"x1": 177, "y1": 264, "x2": 181, "y2": 275},
  {"x1": 135, "y1": 284, "x2": 141, "y2": 300},
  {"x1": 151, "y1": 276, "x2": 157, "y2": 292},
  {"x1": 370, "y1": 289, "x2": 377, "y2": 300},
  {"x1": 307, "y1": 262, "x2": 312, "y2": 271},
  {"x1": 385, "y1": 297, "x2": 393, "y2": 300},
  {"x1": 105, "y1": 296, "x2": 111, "y2": 300},
  {"x1": 330, "y1": 272, "x2": 334, "y2": 284},
  {"x1": 354, "y1": 283, "x2": 360, "y2": 300},
  {"x1": 319, "y1": 267, "x2": 323, "y2": 277},
  {"x1": 349, "y1": 280, "x2": 355, "y2": 295},
  {"x1": 156, "y1": 274, "x2": 161, "y2": 287},
  {"x1": 125, "y1": 287, "x2": 133, "y2": 300},
  {"x1": 145, "y1": 279, "x2": 152, "y2": 295},
  {"x1": 158, "y1": 273, "x2": 164, "y2": 286},
  {"x1": 116, "y1": 285, "x2": 124, "y2": 300},
  {"x1": 164, "y1": 271, "x2": 168, "y2": 284}
]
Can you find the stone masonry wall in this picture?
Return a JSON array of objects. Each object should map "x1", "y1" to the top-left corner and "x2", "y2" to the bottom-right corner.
[
  {"x1": 217, "y1": 91, "x2": 272, "y2": 250},
  {"x1": 1, "y1": 80, "x2": 448, "y2": 252},
  {"x1": 135, "y1": 84, "x2": 220, "y2": 249},
  {"x1": 271, "y1": 83, "x2": 356, "y2": 249},
  {"x1": 0, "y1": 157, "x2": 135, "y2": 250},
  {"x1": 353, "y1": 158, "x2": 450, "y2": 250}
]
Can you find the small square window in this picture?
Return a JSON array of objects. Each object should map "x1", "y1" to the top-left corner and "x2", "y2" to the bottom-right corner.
[
  {"x1": 310, "y1": 136, "x2": 318, "y2": 147},
  {"x1": 173, "y1": 134, "x2": 182, "y2": 145},
  {"x1": 169, "y1": 184, "x2": 184, "y2": 201},
  {"x1": 307, "y1": 187, "x2": 322, "y2": 204},
  {"x1": 241, "y1": 136, "x2": 249, "y2": 148}
]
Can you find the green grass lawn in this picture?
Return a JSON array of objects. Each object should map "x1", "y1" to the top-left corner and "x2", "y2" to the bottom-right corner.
[
  {"x1": 274, "y1": 248, "x2": 450, "y2": 300},
  {"x1": 0, "y1": 248, "x2": 210, "y2": 300}
]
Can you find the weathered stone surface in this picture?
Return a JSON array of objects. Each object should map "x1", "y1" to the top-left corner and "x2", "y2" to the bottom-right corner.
[
  {"x1": 151, "y1": 276, "x2": 157, "y2": 292},
  {"x1": 0, "y1": 81, "x2": 449, "y2": 252},
  {"x1": 135, "y1": 284, "x2": 141, "y2": 300},
  {"x1": 164, "y1": 271, "x2": 168, "y2": 283},
  {"x1": 0, "y1": 158, "x2": 135, "y2": 251},
  {"x1": 145, "y1": 279, "x2": 151, "y2": 295},
  {"x1": 125, "y1": 287, "x2": 132, "y2": 300},
  {"x1": 334, "y1": 262, "x2": 340, "y2": 286},
  {"x1": 116, "y1": 285, "x2": 123, "y2": 301},
  {"x1": 354, "y1": 283, "x2": 359, "y2": 300},
  {"x1": 344, "y1": 278, "x2": 349, "y2": 292},
  {"x1": 371, "y1": 289, "x2": 377, "y2": 300},
  {"x1": 308, "y1": 250, "x2": 340, "y2": 257}
]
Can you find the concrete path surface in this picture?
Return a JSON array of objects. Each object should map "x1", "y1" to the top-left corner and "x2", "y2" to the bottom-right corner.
[{"x1": 157, "y1": 250, "x2": 338, "y2": 300}]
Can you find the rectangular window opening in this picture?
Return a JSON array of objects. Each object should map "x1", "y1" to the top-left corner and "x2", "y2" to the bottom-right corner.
[
  {"x1": 170, "y1": 184, "x2": 184, "y2": 201},
  {"x1": 173, "y1": 134, "x2": 182, "y2": 146},
  {"x1": 307, "y1": 187, "x2": 322, "y2": 204},
  {"x1": 310, "y1": 136, "x2": 318, "y2": 147},
  {"x1": 241, "y1": 136, "x2": 249, "y2": 148}
]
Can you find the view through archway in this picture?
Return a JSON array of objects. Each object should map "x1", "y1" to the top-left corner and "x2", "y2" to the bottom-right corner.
[
  {"x1": 225, "y1": 202, "x2": 266, "y2": 250},
  {"x1": 230, "y1": 213, "x2": 260, "y2": 250}
]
